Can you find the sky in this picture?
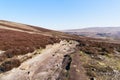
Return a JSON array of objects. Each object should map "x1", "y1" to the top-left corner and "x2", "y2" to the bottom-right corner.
[{"x1": 0, "y1": 0, "x2": 120, "y2": 30}]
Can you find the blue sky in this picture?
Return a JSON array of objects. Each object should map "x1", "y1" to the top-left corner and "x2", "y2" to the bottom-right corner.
[{"x1": 0, "y1": 0, "x2": 120, "y2": 30}]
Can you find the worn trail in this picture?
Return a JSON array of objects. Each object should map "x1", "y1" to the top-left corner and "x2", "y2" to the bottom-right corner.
[{"x1": 0, "y1": 40, "x2": 78, "y2": 80}]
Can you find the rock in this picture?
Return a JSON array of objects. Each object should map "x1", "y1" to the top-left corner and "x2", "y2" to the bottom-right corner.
[
  {"x1": 90, "y1": 77, "x2": 96, "y2": 80},
  {"x1": 20, "y1": 64, "x2": 30, "y2": 70}
]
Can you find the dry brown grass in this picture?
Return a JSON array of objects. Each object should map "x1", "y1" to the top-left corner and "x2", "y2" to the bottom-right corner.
[
  {"x1": 0, "y1": 29, "x2": 59, "y2": 50},
  {"x1": 0, "y1": 29, "x2": 60, "y2": 65}
]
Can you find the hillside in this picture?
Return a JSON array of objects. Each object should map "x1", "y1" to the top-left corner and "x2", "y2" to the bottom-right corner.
[
  {"x1": 64, "y1": 27, "x2": 120, "y2": 40},
  {"x1": 0, "y1": 21, "x2": 120, "y2": 80}
]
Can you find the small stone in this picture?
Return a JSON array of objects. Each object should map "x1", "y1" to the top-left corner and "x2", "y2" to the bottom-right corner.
[
  {"x1": 73, "y1": 65, "x2": 77, "y2": 68},
  {"x1": 90, "y1": 77, "x2": 96, "y2": 80},
  {"x1": 76, "y1": 69, "x2": 80, "y2": 72},
  {"x1": 20, "y1": 64, "x2": 30, "y2": 70}
]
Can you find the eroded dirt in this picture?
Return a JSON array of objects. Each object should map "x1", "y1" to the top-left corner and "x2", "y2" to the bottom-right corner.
[{"x1": 0, "y1": 40, "x2": 79, "y2": 80}]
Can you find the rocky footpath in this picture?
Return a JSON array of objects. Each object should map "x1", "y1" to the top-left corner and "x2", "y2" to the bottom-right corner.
[
  {"x1": 0, "y1": 40, "x2": 79, "y2": 80},
  {"x1": 0, "y1": 39, "x2": 120, "y2": 80}
]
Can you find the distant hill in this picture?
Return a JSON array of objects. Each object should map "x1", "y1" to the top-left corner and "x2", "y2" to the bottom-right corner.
[{"x1": 64, "y1": 27, "x2": 120, "y2": 40}]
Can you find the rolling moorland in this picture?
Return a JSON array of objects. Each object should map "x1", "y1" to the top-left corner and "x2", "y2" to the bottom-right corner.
[{"x1": 0, "y1": 20, "x2": 120, "y2": 80}]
